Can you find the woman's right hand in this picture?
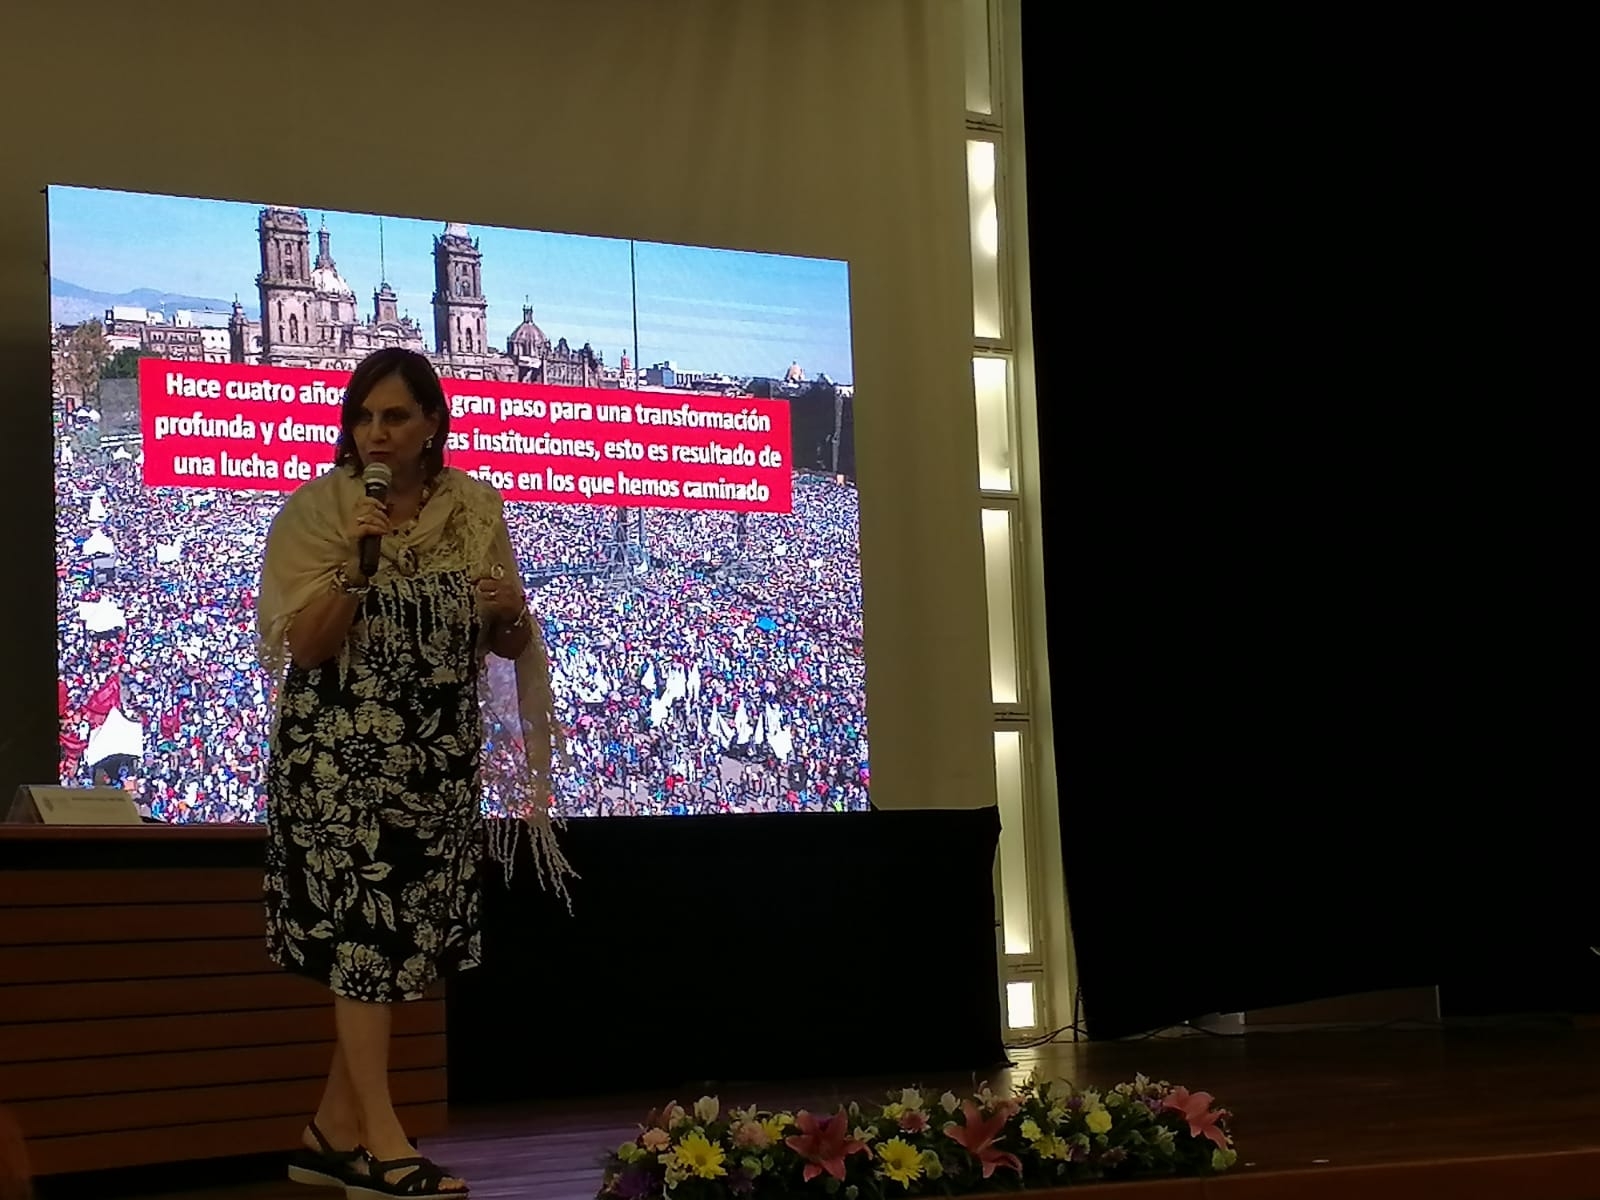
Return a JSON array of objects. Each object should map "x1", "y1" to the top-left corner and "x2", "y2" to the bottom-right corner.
[{"x1": 347, "y1": 497, "x2": 392, "y2": 551}]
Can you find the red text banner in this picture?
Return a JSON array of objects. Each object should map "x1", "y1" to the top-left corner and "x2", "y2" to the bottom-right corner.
[{"x1": 138, "y1": 359, "x2": 792, "y2": 513}]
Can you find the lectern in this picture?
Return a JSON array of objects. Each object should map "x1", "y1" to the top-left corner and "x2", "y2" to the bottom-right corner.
[{"x1": 0, "y1": 824, "x2": 447, "y2": 1176}]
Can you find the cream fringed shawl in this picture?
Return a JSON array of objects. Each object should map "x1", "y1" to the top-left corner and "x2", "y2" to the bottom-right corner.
[{"x1": 256, "y1": 466, "x2": 576, "y2": 907}]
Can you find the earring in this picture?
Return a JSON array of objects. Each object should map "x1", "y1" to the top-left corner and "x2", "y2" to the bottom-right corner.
[{"x1": 425, "y1": 437, "x2": 434, "y2": 449}]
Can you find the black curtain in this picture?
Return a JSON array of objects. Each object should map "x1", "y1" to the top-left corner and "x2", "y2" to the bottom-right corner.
[
  {"x1": 448, "y1": 809, "x2": 1006, "y2": 1101},
  {"x1": 1024, "y1": 3, "x2": 1590, "y2": 1037}
]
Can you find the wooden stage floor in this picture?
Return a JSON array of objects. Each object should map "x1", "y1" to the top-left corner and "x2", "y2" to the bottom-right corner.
[{"x1": 29, "y1": 1026, "x2": 1600, "y2": 1200}]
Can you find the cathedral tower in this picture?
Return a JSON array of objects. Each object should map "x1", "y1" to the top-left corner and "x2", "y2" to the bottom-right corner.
[
  {"x1": 374, "y1": 281, "x2": 400, "y2": 327},
  {"x1": 432, "y1": 222, "x2": 488, "y2": 357},
  {"x1": 256, "y1": 207, "x2": 316, "y2": 361}
]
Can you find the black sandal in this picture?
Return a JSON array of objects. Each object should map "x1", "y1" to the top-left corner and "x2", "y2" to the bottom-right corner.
[
  {"x1": 345, "y1": 1150, "x2": 469, "y2": 1198},
  {"x1": 286, "y1": 1121, "x2": 366, "y2": 1188}
]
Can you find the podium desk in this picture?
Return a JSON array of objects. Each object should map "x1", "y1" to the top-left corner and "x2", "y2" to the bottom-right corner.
[{"x1": 0, "y1": 825, "x2": 447, "y2": 1175}]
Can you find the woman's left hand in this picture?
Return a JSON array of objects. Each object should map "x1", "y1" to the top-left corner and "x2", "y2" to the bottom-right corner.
[{"x1": 474, "y1": 574, "x2": 526, "y2": 626}]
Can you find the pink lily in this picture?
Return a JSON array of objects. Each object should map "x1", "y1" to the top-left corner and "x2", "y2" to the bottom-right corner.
[
  {"x1": 641, "y1": 1101, "x2": 676, "y2": 1130},
  {"x1": 943, "y1": 1100, "x2": 1023, "y2": 1178},
  {"x1": 1161, "y1": 1087, "x2": 1230, "y2": 1150},
  {"x1": 784, "y1": 1108, "x2": 870, "y2": 1182}
]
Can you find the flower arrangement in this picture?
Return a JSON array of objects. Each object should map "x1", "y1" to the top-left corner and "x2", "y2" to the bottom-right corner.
[{"x1": 597, "y1": 1077, "x2": 1236, "y2": 1199}]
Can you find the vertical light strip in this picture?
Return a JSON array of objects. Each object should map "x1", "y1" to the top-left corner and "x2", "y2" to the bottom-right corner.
[
  {"x1": 973, "y1": 355, "x2": 1013, "y2": 491},
  {"x1": 970, "y1": 0, "x2": 1060, "y2": 1037},
  {"x1": 994, "y1": 728, "x2": 1031, "y2": 954},
  {"x1": 981, "y1": 508, "x2": 1019, "y2": 705},
  {"x1": 962, "y1": 0, "x2": 995, "y2": 116},
  {"x1": 1006, "y1": 979, "x2": 1037, "y2": 1029},
  {"x1": 967, "y1": 139, "x2": 1003, "y2": 340}
]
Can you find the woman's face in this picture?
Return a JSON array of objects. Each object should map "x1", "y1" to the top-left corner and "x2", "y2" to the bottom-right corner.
[{"x1": 350, "y1": 372, "x2": 439, "y2": 475}]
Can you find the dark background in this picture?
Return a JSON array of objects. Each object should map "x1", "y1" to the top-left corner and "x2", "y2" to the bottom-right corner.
[{"x1": 1023, "y1": 5, "x2": 1587, "y2": 1038}]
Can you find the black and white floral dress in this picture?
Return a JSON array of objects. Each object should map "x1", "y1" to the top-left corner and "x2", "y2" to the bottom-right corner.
[{"x1": 264, "y1": 564, "x2": 484, "y2": 1002}]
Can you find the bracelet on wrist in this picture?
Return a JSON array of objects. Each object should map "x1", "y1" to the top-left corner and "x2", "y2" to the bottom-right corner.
[{"x1": 333, "y1": 564, "x2": 370, "y2": 596}]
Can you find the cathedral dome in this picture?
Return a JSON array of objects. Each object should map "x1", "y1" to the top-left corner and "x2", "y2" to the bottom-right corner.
[
  {"x1": 312, "y1": 265, "x2": 356, "y2": 298},
  {"x1": 508, "y1": 304, "x2": 549, "y2": 354},
  {"x1": 311, "y1": 224, "x2": 355, "y2": 298}
]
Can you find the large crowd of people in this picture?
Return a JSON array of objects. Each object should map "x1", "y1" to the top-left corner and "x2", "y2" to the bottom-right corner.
[{"x1": 55, "y1": 434, "x2": 869, "y2": 821}]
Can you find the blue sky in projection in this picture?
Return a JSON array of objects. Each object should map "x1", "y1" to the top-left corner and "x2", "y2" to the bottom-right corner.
[{"x1": 48, "y1": 186, "x2": 854, "y2": 382}]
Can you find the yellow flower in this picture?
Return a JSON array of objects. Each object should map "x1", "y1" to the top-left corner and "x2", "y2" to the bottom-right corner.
[
  {"x1": 1085, "y1": 1110, "x2": 1113, "y2": 1135},
  {"x1": 1033, "y1": 1135, "x2": 1070, "y2": 1161},
  {"x1": 1020, "y1": 1119, "x2": 1044, "y2": 1143},
  {"x1": 881, "y1": 1101, "x2": 905, "y2": 1120},
  {"x1": 876, "y1": 1138, "x2": 923, "y2": 1186},
  {"x1": 760, "y1": 1115, "x2": 790, "y2": 1143},
  {"x1": 668, "y1": 1130, "x2": 726, "y2": 1180}
]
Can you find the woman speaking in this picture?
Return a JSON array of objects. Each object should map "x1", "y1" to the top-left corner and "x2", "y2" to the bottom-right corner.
[{"x1": 257, "y1": 348, "x2": 572, "y2": 1197}]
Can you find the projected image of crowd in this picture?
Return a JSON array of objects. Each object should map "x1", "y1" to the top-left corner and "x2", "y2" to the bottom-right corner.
[{"x1": 55, "y1": 448, "x2": 868, "y2": 820}]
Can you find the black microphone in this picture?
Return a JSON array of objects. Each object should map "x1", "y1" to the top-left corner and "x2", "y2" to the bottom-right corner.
[{"x1": 358, "y1": 462, "x2": 392, "y2": 579}]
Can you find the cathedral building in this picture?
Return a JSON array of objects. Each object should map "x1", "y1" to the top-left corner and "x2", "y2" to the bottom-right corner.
[{"x1": 230, "y1": 207, "x2": 602, "y2": 387}]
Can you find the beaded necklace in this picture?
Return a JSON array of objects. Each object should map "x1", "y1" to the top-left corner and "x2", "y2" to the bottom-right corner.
[{"x1": 390, "y1": 474, "x2": 439, "y2": 577}]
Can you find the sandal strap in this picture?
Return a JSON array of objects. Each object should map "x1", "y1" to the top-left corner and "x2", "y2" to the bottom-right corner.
[
  {"x1": 363, "y1": 1152, "x2": 462, "y2": 1196},
  {"x1": 306, "y1": 1121, "x2": 364, "y2": 1162},
  {"x1": 366, "y1": 1156, "x2": 428, "y2": 1171}
]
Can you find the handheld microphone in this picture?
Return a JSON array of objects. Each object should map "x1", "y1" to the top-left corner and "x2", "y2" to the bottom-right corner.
[{"x1": 358, "y1": 462, "x2": 392, "y2": 579}]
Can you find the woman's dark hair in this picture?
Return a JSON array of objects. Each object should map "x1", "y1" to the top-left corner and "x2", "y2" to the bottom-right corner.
[{"x1": 333, "y1": 348, "x2": 450, "y2": 479}]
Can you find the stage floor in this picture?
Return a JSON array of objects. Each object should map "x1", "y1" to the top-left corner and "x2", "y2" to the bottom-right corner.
[{"x1": 37, "y1": 1026, "x2": 1600, "y2": 1200}]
